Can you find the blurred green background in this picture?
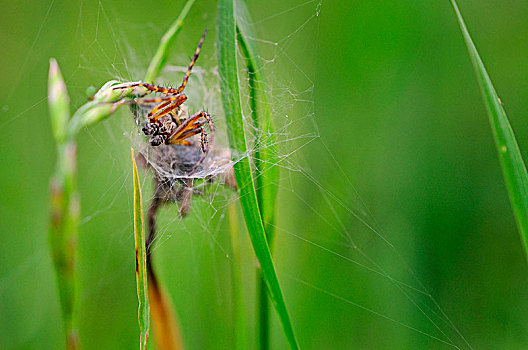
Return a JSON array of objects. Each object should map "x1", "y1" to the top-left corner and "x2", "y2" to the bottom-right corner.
[{"x1": 1, "y1": 0, "x2": 528, "y2": 349}]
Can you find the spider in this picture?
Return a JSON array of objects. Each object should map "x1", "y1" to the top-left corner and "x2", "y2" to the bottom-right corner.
[{"x1": 114, "y1": 29, "x2": 213, "y2": 173}]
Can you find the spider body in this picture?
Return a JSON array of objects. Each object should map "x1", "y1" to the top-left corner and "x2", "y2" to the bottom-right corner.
[
  {"x1": 136, "y1": 106, "x2": 237, "y2": 217},
  {"x1": 114, "y1": 29, "x2": 213, "y2": 172}
]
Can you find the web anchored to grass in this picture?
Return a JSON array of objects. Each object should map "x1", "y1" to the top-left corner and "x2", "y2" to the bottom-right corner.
[{"x1": 47, "y1": 1, "x2": 317, "y2": 349}]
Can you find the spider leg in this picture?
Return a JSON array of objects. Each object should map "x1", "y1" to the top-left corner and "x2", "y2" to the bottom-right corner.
[
  {"x1": 190, "y1": 128, "x2": 209, "y2": 173},
  {"x1": 113, "y1": 29, "x2": 207, "y2": 98},
  {"x1": 176, "y1": 127, "x2": 203, "y2": 141},
  {"x1": 166, "y1": 111, "x2": 213, "y2": 141},
  {"x1": 148, "y1": 97, "x2": 186, "y2": 122},
  {"x1": 136, "y1": 94, "x2": 187, "y2": 106},
  {"x1": 169, "y1": 127, "x2": 208, "y2": 173},
  {"x1": 178, "y1": 179, "x2": 194, "y2": 217},
  {"x1": 165, "y1": 126, "x2": 202, "y2": 148},
  {"x1": 174, "y1": 29, "x2": 208, "y2": 95},
  {"x1": 164, "y1": 111, "x2": 213, "y2": 173},
  {"x1": 113, "y1": 82, "x2": 182, "y2": 95},
  {"x1": 147, "y1": 100, "x2": 171, "y2": 116},
  {"x1": 176, "y1": 140, "x2": 193, "y2": 146}
]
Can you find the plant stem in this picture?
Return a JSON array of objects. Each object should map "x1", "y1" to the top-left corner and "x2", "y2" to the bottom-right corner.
[
  {"x1": 48, "y1": 59, "x2": 80, "y2": 350},
  {"x1": 49, "y1": 141, "x2": 80, "y2": 350},
  {"x1": 144, "y1": 0, "x2": 196, "y2": 83}
]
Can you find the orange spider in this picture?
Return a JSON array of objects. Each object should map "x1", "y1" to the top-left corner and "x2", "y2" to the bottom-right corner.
[{"x1": 114, "y1": 29, "x2": 213, "y2": 172}]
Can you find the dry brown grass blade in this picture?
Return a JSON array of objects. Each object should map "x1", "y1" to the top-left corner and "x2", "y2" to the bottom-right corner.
[{"x1": 148, "y1": 270, "x2": 185, "y2": 350}]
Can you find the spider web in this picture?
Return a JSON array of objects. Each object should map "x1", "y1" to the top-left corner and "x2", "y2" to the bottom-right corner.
[{"x1": 0, "y1": 0, "x2": 477, "y2": 349}]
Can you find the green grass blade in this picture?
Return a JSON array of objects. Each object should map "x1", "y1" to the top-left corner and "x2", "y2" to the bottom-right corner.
[
  {"x1": 144, "y1": 0, "x2": 196, "y2": 83},
  {"x1": 132, "y1": 148, "x2": 150, "y2": 350},
  {"x1": 235, "y1": 2, "x2": 280, "y2": 349},
  {"x1": 217, "y1": 0, "x2": 299, "y2": 349},
  {"x1": 235, "y1": 0, "x2": 279, "y2": 234},
  {"x1": 47, "y1": 58, "x2": 80, "y2": 350},
  {"x1": 449, "y1": 0, "x2": 528, "y2": 259}
]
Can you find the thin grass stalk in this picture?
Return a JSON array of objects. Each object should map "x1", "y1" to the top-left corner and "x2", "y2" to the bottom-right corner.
[
  {"x1": 48, "y1": 4, "x2": 199, "y2": 347},
  {"x1": 132, "y1": 148, "x2": 151, "y2": 350},
  {"x1": 144, "y1": 0, "x2": 196, "y2": 83},
  {"x1": 144, "y1": 194, "x2": 185, "y2": 350},
  {"x1": 48, "y1": 58, "x2": 80, "y2": 350},
  {"x1": 49, "y1": 60, "x2": 135, "y2": 350},
  {"x1": 49, "y1": 142, "x2": 80, "y2": 350},
  {"x1": 217, "y1": 0, "x2": 299, "y2": 348},
  {"x1": 228, "y1": 202, "x2": 249, "y2": 350},
  {"x1": 449, "y1": 0, "x2": 528, "y2": 260},
  {"x1": 235, "y1": 2, "x2": 280, "y2": 348},
  {"x1": 141, "y1": 4, "x2": 201, "y2": 348}
]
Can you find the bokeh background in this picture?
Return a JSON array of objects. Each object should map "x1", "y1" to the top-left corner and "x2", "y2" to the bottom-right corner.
[{"x1": 1, "y1": 0, "x2": 528, "y2": 349}]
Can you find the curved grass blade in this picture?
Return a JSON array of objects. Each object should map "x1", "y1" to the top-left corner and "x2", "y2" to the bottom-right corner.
[
  {"x1": 235, "y1": 0, "x2": 279, "y2": 233},
  {"x1": 144, "y1": 0, "x2": 196, "y2": 83},
  {"x1": 48, "y1": 58, "x2": 80, "y2": 350},
  {"x1": 449, "y1": 0, "x2": 528, "y2": 259},
  {"x1": 235, "y1": 2, "x2": 280, "y2": 349},
  {"x1": 132, "y1": 148, "x2": 151, "y2": 350},
  {"x1": 217, "y1": 0, "x2": 299, "y2": 349}
]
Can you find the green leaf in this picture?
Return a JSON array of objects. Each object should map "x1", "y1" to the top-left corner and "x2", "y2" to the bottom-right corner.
[
  {"x1": 132, "y1": 148, "x2": 150, "y2": 350},
  {"x1": 449, "y1": 0, "x2": 528, "y2": 259},
  {"x1": 217, "y1": 0, "x2": 299, "y2": 349},
  {"x1": 144, "y1": 0, "x2": 196, "y2": 83}
]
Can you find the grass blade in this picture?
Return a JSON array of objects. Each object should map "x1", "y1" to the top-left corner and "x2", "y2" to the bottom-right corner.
[
  {"x1": 235, "y1": 0, "x2": 279, "y2": 230},
  {"x1": 144, "y1": 0, "x2": 196, "y2": 83},
  {"x1": 449, "y1": 0, "x2": 528, "y2": 259},
  {"x1": 48, "y1": 58, "x2": 80, "y2": 350},
  {"x1": 235, "y1": 2, "x2": 280, "y2": 349},
  {"x1": 217, "y1": 0, "x2": 299, "y2": 349},
  {"x1": 132, "y1": 148, "x2": 150, "y2": 350}
]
